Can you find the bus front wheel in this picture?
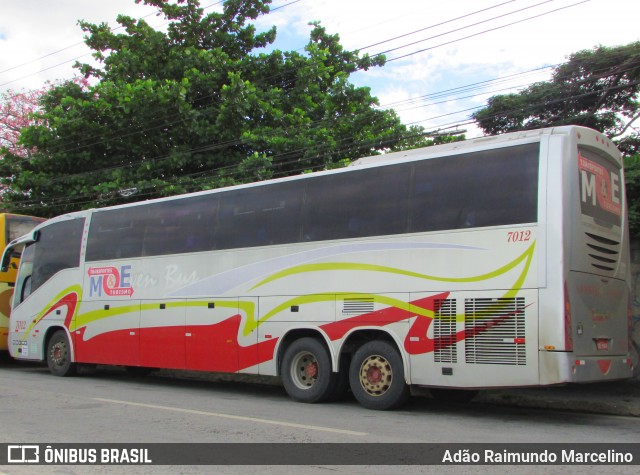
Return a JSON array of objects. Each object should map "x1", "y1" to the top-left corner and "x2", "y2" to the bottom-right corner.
[
  {"x1": 349, "y1": 340, "x2": 409, "y2": 410},
  {"x1": 281, "y1": 337, "x2": 338, "y2": 403},
  {"x1": 46, "y1": 330, "x2": 77, "y2": 377}
]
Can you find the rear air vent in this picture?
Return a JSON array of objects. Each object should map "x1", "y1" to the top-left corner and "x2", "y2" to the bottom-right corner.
[
  {"x1": 342, "y1": 297, "x2": 374, "y2": 315},
  {"x1": 464, "y1": 297, "x2": 526, "y2": 365},
  {"x1": 433, "y1": 299, "x2": 457, "y2": 363},
  {"x1": 585, "y1": 233, "x2": 619, "y2": 272},
  {"x1": 585, "y1": 232, "x2": 619, "y2": 246}
]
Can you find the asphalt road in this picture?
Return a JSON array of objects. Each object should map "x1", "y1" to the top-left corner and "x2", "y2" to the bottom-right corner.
[{"x1": 0, "y1": 360, "x2": 638, "y2": 474}]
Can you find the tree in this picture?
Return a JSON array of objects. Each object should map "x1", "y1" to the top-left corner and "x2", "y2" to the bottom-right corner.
[
  {"x1": 472, "y1": 42, "x2": 640, "y2": 154},
  {"x1": 0, "y1": 88, "x2": 46, "y2": 159},
  {"x1": 0, "y1": 0, "x2": 427, "y2": 217}
]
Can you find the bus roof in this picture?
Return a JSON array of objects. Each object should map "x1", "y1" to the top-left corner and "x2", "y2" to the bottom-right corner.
[{"x1": 349, "y1": 125, "x2": 606, "y2": 168}]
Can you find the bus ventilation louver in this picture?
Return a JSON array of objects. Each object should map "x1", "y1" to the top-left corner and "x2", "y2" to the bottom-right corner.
[
  {"x1": 342, "y1": 297, "x2": 375, "y2": 315},
  {"x1": 434, "y1": 299, "x2": 458, "y2": 363},
  {"x1": 585, "y1": 232, "x2": 619, "y2": 273},
  {"x1": 464, "y1": 297, "x2": 526, "y2": 365}
]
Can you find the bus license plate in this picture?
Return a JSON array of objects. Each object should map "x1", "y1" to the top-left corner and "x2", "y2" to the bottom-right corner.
[{"x1": 595, "y1": 339, "x2": 609, "y2": 351}]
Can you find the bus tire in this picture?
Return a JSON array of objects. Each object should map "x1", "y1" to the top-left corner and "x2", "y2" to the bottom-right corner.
[
  {"x1": 349, "y1": 340, "x2": 409, "y2": 410},
  {"x1": 46, "y1": 330, "x2": 76, "y2": 377},
  {"x1": 430, "y1": 388, "x2": 479, "y2": 403},
  {"x1": 281, "y1": 337, "x2": 337, "y2": 403}
]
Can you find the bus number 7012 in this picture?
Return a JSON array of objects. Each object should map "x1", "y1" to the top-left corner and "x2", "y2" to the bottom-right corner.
[{"x1": 507, "y1": 230, "x2": 531, "y2": 242}]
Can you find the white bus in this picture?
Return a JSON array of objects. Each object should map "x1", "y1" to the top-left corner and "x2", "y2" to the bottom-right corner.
[{"x1": 1, "y1": 126, "x2": 634, "y2": 410}]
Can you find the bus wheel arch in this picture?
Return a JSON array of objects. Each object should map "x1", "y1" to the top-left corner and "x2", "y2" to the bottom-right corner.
[{"x1": 45, "y1": 328, "x2": 77, "y2": 377}]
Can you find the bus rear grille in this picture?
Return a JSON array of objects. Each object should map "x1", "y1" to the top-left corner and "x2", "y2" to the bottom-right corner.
[
  {"x1": 464, "y1": 297, "x2": 526, "y2": 365},
  {"x1": 342, "y1": 297, "x2": 375, "y2": 315},
  {"x1": 585, "y1": 232, "x2": 619, "y2": 272},
  {"x1": 434, "y1": 299, "x2": 457, "y2": 363}
]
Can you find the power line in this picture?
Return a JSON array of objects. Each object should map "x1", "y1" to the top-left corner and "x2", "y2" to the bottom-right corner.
[
  {"x1": 0, "y1": 2, "x2": 226, "y2": 78},
  {"x1": 5, "y1": 40, "x2": 636, "y2": 184},
  {"x1": 3, "y1": 0, "x2": 593, "y2": 161},
  {"x1": 42, "y1": 45, "x2": 635, "y2": 165},
  {"x1": 386, "y1": 0, "x2": 591, "y2": 62},
  {"x1": 376, "y1": 64, "x2": 555, "y2": 110},
  {"x1": 357, "y1": 0, "x2": 518, "y2": 51},
  {"x1": 0, "y1": 0, "x2": 275, "y2": 88}
]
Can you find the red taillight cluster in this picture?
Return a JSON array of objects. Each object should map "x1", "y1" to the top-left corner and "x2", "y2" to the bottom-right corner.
[{"x1": 564, "y1": 282, "x2": 574, "y2": 351}]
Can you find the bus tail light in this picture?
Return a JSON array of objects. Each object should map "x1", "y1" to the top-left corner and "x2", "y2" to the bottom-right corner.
[{"x1": 564, "y1": 282, "x2": 574, "y2": 351}]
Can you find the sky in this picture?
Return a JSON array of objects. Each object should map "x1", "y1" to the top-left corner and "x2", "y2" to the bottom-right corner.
[{"x1": 1, "y1": 0, "x2": 638, "y2": 137}]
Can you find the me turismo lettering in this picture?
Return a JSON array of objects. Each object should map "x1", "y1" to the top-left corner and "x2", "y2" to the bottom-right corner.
[{"x1": 88, "y1": 265, "x2": 134, "y2": 297}]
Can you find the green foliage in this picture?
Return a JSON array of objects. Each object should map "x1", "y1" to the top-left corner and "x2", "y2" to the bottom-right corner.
[
  {"x1": 0, "y1": 0, "x2": 427, "y2": 216},
  {"x1": 625, "y1": 155, "x2": 640, "y2": 237}
]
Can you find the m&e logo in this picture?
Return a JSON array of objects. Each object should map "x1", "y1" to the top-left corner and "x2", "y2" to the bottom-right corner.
[
  {"x1": 88, "y1": 265, "x2": 134, "y2": 297},
  {"x1": 579, "y1": 152, "x2": 621, "y2": 225}
]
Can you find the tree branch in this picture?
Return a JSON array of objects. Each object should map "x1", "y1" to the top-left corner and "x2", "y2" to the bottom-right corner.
[{"x1": 612, "y1": 110, "x2": 640, "y2": 138}]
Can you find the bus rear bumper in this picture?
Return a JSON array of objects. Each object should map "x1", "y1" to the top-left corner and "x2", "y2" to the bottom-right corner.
[{"x1": 539, "y1": 350, "x2": 634, "y2": 385}]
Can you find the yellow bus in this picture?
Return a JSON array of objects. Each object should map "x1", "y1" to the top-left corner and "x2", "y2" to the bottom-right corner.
[{"x1": 0, "y1": 213, "x2": 46, "y2": 351}]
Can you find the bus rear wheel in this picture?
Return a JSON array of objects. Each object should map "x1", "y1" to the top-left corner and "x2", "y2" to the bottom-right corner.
[
  {"x1": 46, "y1": 330, "x2": 76, "y2": 377},
  {"x1": 349, "y1": 340, "x2": 409, "y2": 410},
  {"x1": 281, "y1": 337, "x2": 338, "y2": 403}
]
